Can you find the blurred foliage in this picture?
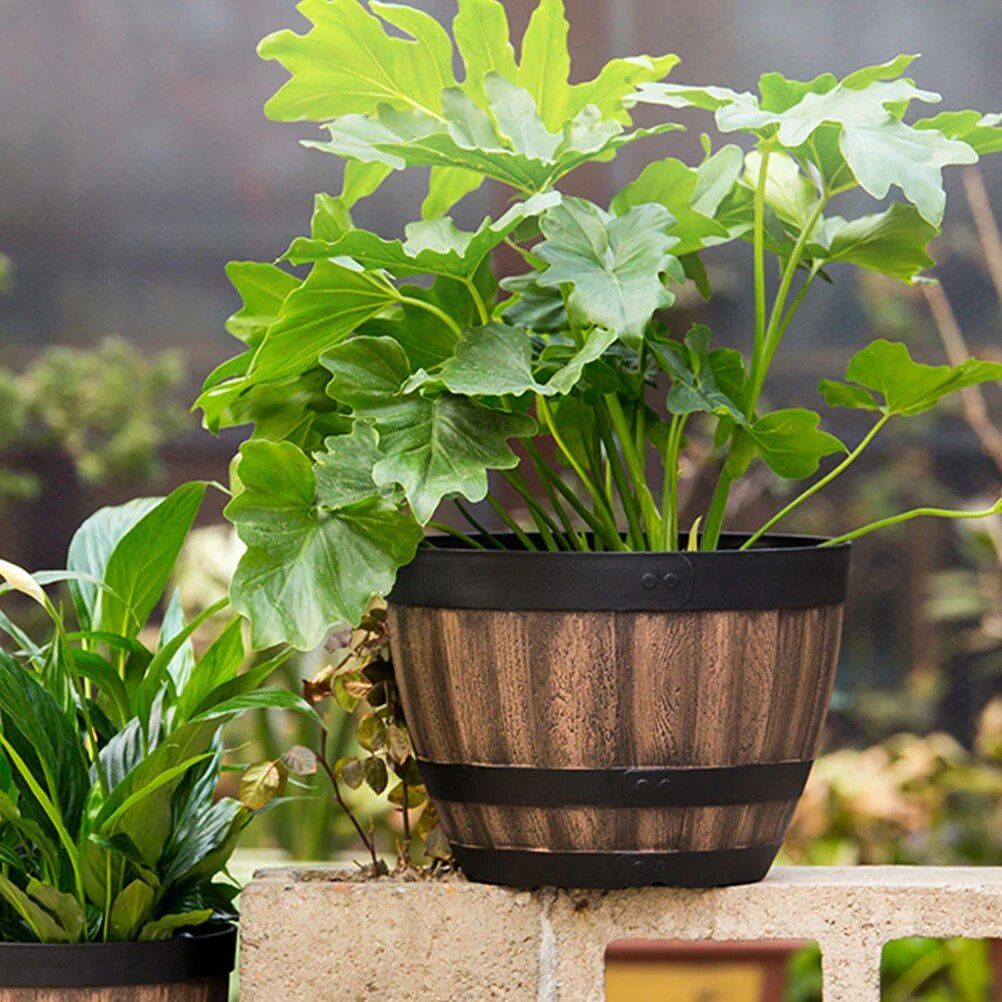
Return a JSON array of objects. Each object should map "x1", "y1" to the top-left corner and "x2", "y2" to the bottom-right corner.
[
  {"x1": 784, "y1": 721, "x2": 1001, "y2": 867},
  {"x1": 782, "y1": 710, "x2": 1001, "y2": 1000},
  {"x1": 0, "y1": 336, "x2": 188, "y2": 510}
]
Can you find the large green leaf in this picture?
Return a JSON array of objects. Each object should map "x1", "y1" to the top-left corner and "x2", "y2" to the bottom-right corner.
[
  {"x1": 314, "y1": 423, "x2": 388, "y2": 508},
  {"x1": 535, "y1": 198, "x2": 681, "y2": 339},
  {"x1": 306, "y1": 79, "x2": 681, "y2": 203},
  {"x1": 367, "y1": 394, "x2": 534, "y2": 521},
  {"x1": 747, "y1": 409, "x2": 846, "y2": 479},
  {"x1": 0, "y1": 652, "x2": 88, "y2": 833},
  {"x1": 651, "y1": 326, "x2": 747, "y2": 422},
  {"x1": 26, "y1": 879, "x2": 86, "y2": 943},
  {"x1": 161, "y1": 797, "x2": 247, "y2": 891},
  {"x1": 322, "y1": 335, "x2": 412, "y2": 408},
  {"x1": 612, "y1": 146, "x2": 743, "y2": 256},
  {"x1": 815, "y1": 202, "x2": 937, "y2": 282},
  {"x1": 0, "y1": 874, "x2": 70, "y2": 943},
  {"x1": 636, "y1": 58, "x2": 980, "y2": 224},
  {"x1": 258, "y1": 0, "x2": 677, "y2": 209},
  {"x1": 247, "y1": 261, "x2": 399, "y2": 386},
  {"x1": 67, "y1": 497, "x2": 161, "y2": 630},
  {"x1": 453, "y1": 0, "x2": 517, "y2": 104},
  {"x1": 283, "y1": 192, "x2": 559, "y2": 281},
  {"x1": 515, "y1": 0, "x2": 570, "y2": 130},
  {"x1": 173, "y1": 618, "x2": 246, "y2": 727},
  {"x1": 109, "y1": 879, "x2": 154, "y2": 941},
  {"x1": 99, "y1": 483, "x2": 206, "y2": 638},
  {"x1": 258, "y1": 0, "x2": 456, "y2": 121},
  {"x1": 227, "y1": 441, "x2": 423, "y2": 648},
  {"x1": 323, "y1": 333, "x2": 537, "y2": 519},
  {"x1": 914, "y1": 110, "x2": 1002, "y2": 154},
  {"x1": 437, "y1": 322, "x2": 615, "y2": 397},
  {"x1": 223, "y1": 262, "x2": 299, "y2": 348},
  {"x1": 820, "y1": 339, "x2": 1002, "y2": 416}
]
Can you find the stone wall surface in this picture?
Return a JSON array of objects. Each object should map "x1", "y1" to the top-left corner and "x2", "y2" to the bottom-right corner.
[{"x1": 240, "y1": 866, "x2": 1002, "y2": 1002}]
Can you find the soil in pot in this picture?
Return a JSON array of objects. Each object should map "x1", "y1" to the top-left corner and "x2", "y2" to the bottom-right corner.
[{"x1": 388, "y1": 534, "x2": 850, "y2": 889}]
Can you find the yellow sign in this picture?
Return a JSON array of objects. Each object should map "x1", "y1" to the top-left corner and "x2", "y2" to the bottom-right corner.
[{"x1": 606, "y1": 961, "x2": 766, "y2": 1002}]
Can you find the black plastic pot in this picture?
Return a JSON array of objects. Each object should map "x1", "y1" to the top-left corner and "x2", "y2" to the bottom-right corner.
[
  {"x1": 388, "y1": 534, "x2": 850, "y2": 889},
  {"x1": 0, "y1": 922, "x2": 236, "y2": 1000}
]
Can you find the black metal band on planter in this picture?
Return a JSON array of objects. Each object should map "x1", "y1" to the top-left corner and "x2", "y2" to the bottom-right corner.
[
  {"x1": 390, "y1": 533, "x2": 850, "y2": 612},
  {"x1": 451, "y1": 844, "x2": 781, "y2": 889},
  {"x1": 417, "y1": 760, "x2": 813, "y2": 808},
  {"x1": 0, "y1": 923, "x2": 236, "y2": 988}
]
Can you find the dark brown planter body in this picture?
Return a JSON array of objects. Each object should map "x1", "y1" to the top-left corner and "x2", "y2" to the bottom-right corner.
[
  {"x1": 0, "y1": 923, "x2": 235, "y2": 1001},
  {"x1": 388, "y1": 535, "x2": 850, "y2": 889}
]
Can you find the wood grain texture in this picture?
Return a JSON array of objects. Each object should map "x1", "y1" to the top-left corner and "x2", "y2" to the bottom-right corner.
[
  {"x1": 0, "y1": 978, "x2": 228, "y2": 1002},
  {"x1": 389, "y1": 605, "x2": 844, "y2": 854}
]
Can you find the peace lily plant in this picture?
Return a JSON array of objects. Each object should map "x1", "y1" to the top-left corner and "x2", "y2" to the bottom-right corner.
[
  {"x1": 0, "y1": 486, "x2": 312, "y2": 944},
  {"x1": 199, "y1": 0, "x2": 1002, "y2": 651}
]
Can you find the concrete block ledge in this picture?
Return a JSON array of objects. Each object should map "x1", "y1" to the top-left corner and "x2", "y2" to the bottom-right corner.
[{"x1": 240, "y1": 865, "x2": 1002, "y2": 1002}]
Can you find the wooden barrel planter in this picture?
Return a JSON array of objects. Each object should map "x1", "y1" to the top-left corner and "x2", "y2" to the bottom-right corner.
[
  {"x1": 0, "y1": 923, "x2": 236, "y2": 1001},
  {"x1": 388, "y1": 534, "x2": 850, "y2": 889}
]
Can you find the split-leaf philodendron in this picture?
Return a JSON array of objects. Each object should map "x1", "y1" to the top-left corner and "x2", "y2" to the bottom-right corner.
[{"x1": 199, "y1": 0, "x2": 1002, "y2": 650}]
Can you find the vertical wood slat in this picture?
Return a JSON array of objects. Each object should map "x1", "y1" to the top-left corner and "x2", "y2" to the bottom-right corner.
[{"x1": 390, "y1": 604, "x2": 843, "y2": 855}]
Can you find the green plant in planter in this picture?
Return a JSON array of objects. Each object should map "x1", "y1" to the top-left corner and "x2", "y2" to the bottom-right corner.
[
  {"x1": 0, "y1": 484, "x2": 314, "y2": 943},
  {"x1": 199, "y1": 0, "x2": 1002, "y2": 650}
]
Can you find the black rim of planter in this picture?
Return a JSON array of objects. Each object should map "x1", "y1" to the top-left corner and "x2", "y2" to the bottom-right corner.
[
  {"x1": 0, "y1": 922, "x2": 237, "y2": 988},
  {"x1": 389, "y1": 532, "x2": 851, "y2": 611}
]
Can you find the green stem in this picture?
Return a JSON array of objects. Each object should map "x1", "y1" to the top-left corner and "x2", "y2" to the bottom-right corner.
[
  {"x1": 703, "y1": 172, "x2": 828, "y2": 550},
  {"x1": 596, "y1": 409, "x2": 645, "y2": 549},
  {"x1": 749, "y1": 145, "x2": 773, "y2": 392},
  {"x1": 773, "y1": 267, "x2": 818, "y2": 346},
  {"x1": 396, "y1": 295, "x2": 463, "y2": 342},
  {"x1": 526, "y1": 447, "x2": 589, "y2": 551},
  {"x1": 742, "y1": 413, "x2": 891, "y2": 549},
  {"x1": 428, "y1": 521, "x2": 487, "y2": 550},
  {"x1": 700, "y1": 147, "x2": 773, "y2": 551},
  {"x1": 747, "y1": 196, "x2": 828, "y2": 412},
  {"x1": 660, "y1": 414, "x2": 687, "y2": 550},
  {"x1": 536, "y1": 396, "x2": 618, "y2": 529},
  {"x1": 700, "y1": 465, "x2": 734, "y2": 551},
  {"x1": 821, "y1": 496, "x2": 1002, "y2": 548},
  {"x1": 525, "y1": 441, "x2": 622, "y2": 550},
  {"x1": 102, "y1": 853, "x2": 112, "y2": 942},
  {"x1": 462, "y1": 277, "x2": 490, "y2": 325},
  {"x1": 453, "y1": 500, "x2": 505, "y2": 549},
  {"x1": 502, "y1": 470, "x2": 563, "y2": 551},
  {"x1": 603, "y1": 394, "x2": 662, "y2": 548},
  {"x1": 486, "y1": 494, "x2": 539, "y2": 551}
]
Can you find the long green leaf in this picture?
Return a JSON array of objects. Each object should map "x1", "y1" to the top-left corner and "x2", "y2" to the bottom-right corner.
[
  {"x1": 99, "y1": 483, "x2": 206, "y2": 638},
  {"x1": 0, "y1": 735, "x2": 83, "y2": 900}
]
